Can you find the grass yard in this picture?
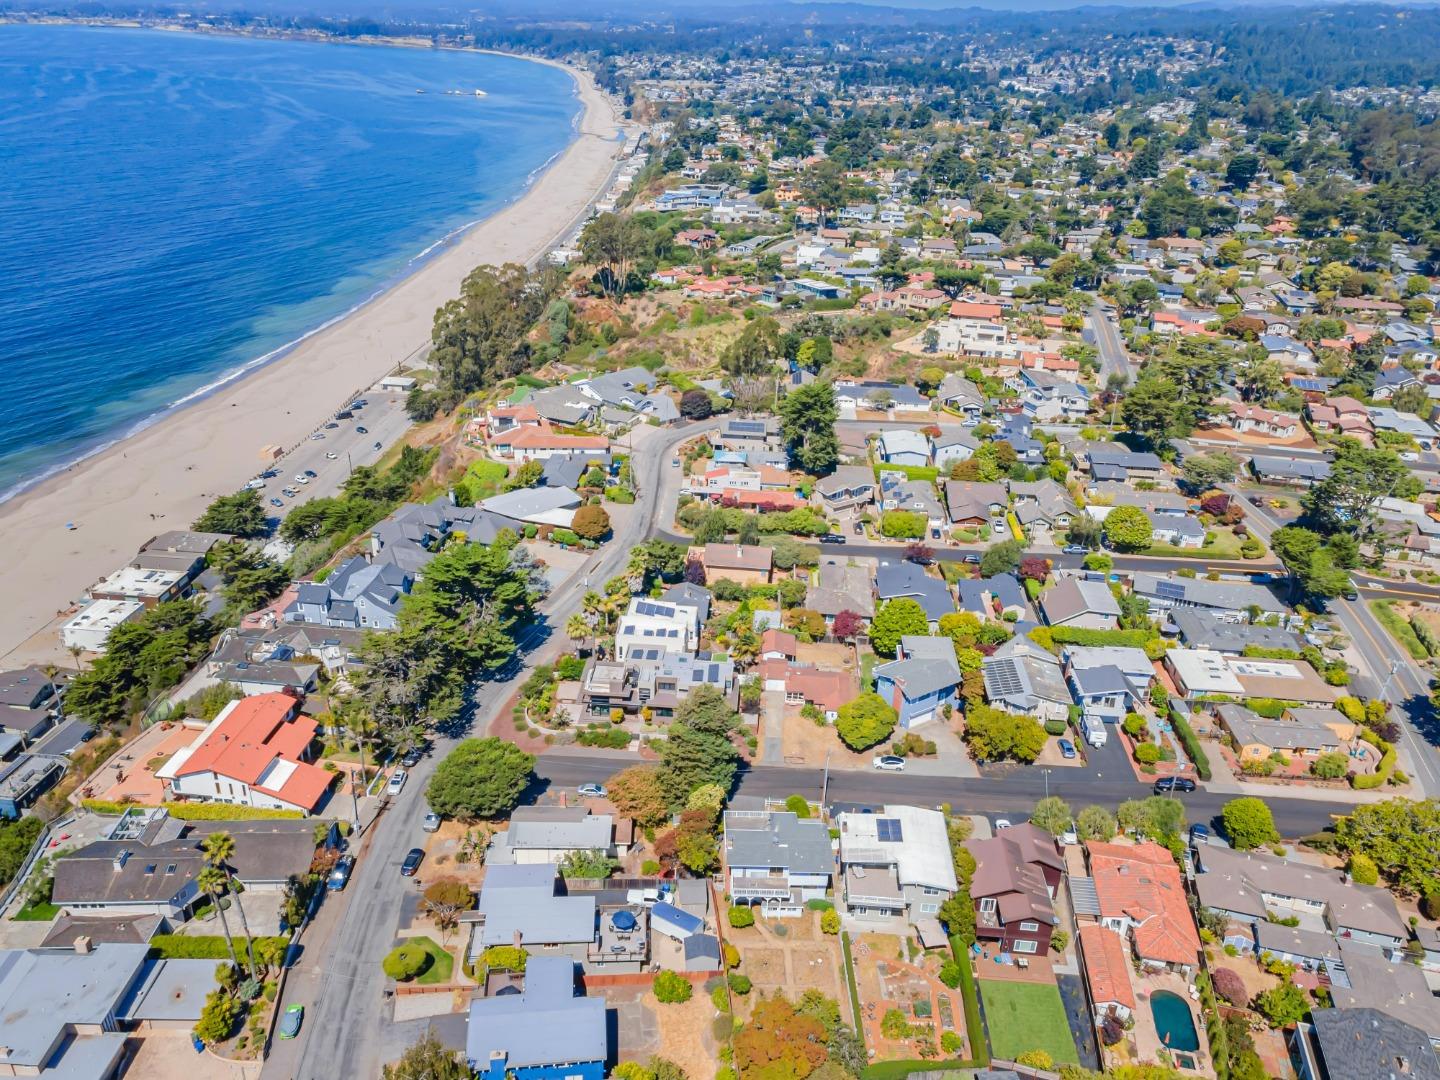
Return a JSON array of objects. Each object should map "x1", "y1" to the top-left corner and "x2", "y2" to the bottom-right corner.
[
  {"x1": 12, "y1": 901, "x2": 59, "y2": 922},
  {"x1": 1142, "y1": 527, "x2": 1252, "y2": 561},
  {"x1": 463, "y1": 460, "x2": 509, "y2": 502},
  {"x1": 409, "y1": 936, "x2": 456, "y2": 986},
  {"x1": 978, "y1": 980, "x2": 1079, "y2": 1065}
]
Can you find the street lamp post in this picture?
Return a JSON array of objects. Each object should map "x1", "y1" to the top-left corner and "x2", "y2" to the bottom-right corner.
[{"x1": 1041, "y1": 768, "x2": 1052, "y2": 801}]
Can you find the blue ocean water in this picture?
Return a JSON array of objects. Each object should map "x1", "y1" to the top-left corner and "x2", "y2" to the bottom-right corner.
[{"x1": 0, "y1": 25, "x2": 581, "y2": 497}]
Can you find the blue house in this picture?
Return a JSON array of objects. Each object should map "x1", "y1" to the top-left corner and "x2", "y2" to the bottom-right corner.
[
  {"x1": 874, "y1": 636, "x2": 962, "y2": 729},
  {"x1": 466, "y1": 955, "x2": 607, "y2": 1080}
]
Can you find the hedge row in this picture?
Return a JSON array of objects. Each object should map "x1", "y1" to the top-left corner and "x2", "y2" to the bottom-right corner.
[
  {"x1": 1049, "y1": 626, "x2": 1157, "y2": 649},
  {"x1": 1352, "y1": 729, "x2": 1397, "y2": 790},
  {"x1": 82, "y1": 799, "x2": 304, "y2": 821},
  {"x1": 951, "y1": 934, "x2": 989, "y2": 1068},
  {"x1": 1168, "y1": 707, "x2": 1212, "y2": 782},
  {"x1": 149, "y1": 934, "x2": 289, "y2": 960}
]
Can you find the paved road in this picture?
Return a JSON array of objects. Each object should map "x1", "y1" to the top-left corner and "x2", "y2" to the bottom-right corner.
[
  {"x1": 262, "y1": 419, "x2": 714, "y2": 1080},
  {"x1": 247, "y1": 388, "x2": 411, "y2": 522},
  {"x1": 1089, "y1": 303, "x2": 1135, "y2": 387}
]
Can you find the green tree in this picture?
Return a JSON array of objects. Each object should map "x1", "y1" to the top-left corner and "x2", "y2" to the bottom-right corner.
[
  {"x1": 1311, "y1": 752, "x2": 1349, "y2": 779},
  {"x1": 1077, "y1": 805, "x2": 1118, "y2": 841},
  {"x1": 1103, "y1": 505, "x2": 1153, "y2": 552},
  {"x1": 722, "y1": 316, "x2": 782, "y2": 377},
  {"x1": 779, "y1": 380, "x2": 840, "y2": 474},
  {"x1": 1030, "y1": 796, "x2": 1073, "y2": 835},
  {"x1": 426, "y1": 738, "x2": 535, "y2": 821},
  {"x1": 193, "y1": 489, "x2": 269, "y2": 538},
  {"x1": 193, "y1": 989, "x2": 239, "y2": 1045},
  {"x1": 202, "y1": 831, "x2": 255, "y2": 974},
  {"x1": 572, "y1": 503, "x2": 612, "y2": 542},
  {"x1": 1253, "y1": 983, "x2": 1310, "y2": 1028},
  {"x1": 1333, "y1": 797, "x2": 1440, "y2": 893},
  {"x1": 836, "y1": 692, "x2": 898, "y2": 751},
  {"x1": 382, "y1": 1032, "x2": 474, "y2": 1080},
  {"x1": 1270, "y1": 526, "x2": 1353, "y2": 601},
  {"x1": 383, "y1": 942, "x2": 432, "y2": 981},
  {"x1": 880, "y1": 510, "x2": 926, "y2": 539},
  {"x1": 196, "y1": 866, "x2": 239, "y2": 970},
  {"x1": 963, "y1": 705, "x2": 1046, "y2": 763},
  {"x1": 502, "y1": 459, "x2": 544, "y2": 492},
  {"x1": 1180, "y1": 452, "x2": 1239, "y2": 495},
  {"x1": 1302, "y1": 438, "x2": 1415, "y2": 540},
  {"x1": 653, "y1": 970, "x2": 693, "y2": 1004},
  {"x1": 63, "y1": 600, "x2": 215, "y2": 724},
  {"x1": 1345, "y1": 852, "x2": 1380, "y2": 885},
  {"x1": 1226, "y1": 152, "x2": 1261, "y2": 191},
  {"x1": 1221, "y1": 797, "x2": 1280, "y2": 850},
  {"x1": 658, "y1": 686, "x2": 740, "y2": 806},
  {"x1": 870, "y1": 597, "x2": 930, "y2": 657},
  {"x1": 980, "y1": 539, "x2": 1024, "y2": 577},
  {"x1": 607, "y1": 765, "x2": 670, "y2": 827},
  {"x1": 580, "y1": 212, "x2": 651, "y2": 298},
  {"x1": 430, "y1": 262, "x2": 553, "y2": 399}
]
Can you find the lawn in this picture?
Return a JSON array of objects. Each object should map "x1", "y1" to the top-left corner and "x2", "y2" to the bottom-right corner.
[
  {"x1": 411, "y1": 935, "x2": 455, "y2": 985},
  {"x1": 464, "y1": 460, "x2": 509, "y2": 502},
  {"x1": 1142, "y1": 528, "x2": 1252, "y2": 561},
  {"x1": 978, "y1": 980, "x2": 1079, "y2": 1065},
  {"x1": 12, "y1": 901, "x2": 59, "y2": 922}
]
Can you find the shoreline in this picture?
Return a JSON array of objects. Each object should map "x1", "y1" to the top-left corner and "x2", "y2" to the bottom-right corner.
[{"x1": 0, "y1": 35, "x2": 627, "y2": 663}]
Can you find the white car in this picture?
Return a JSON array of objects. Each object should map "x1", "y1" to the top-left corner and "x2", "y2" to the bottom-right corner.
[
  {"x1": 386, "y1": 770, "x2": 407, "y2": 797},
  {"x1": 1401, "y1": 451, "x2": 1421, "y2": 462},
  {"x1": 994, "y1": 818, "x2": 1013, "y2": 830},
  {"x1": 871, "y1": 755, "x2": 906, "y2": 772},
  {"x1": 245, "y1": 478, "x2": 266, "y2": 490},
  {"x1": 281, "y1": 486, "x2": 299, "y2": 498},
  {"x1": 294, "y1": 475, "x2": 309, "y2": 485},
  {"x1": 325, "y1": 452, "x2": 338, "y2": 460}
]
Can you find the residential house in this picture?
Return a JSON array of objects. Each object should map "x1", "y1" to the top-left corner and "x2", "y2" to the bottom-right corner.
[
  {"x1": 1166, "y1": 649, "x2": 1338, "y2": 705},
  {"x1": 1131, "y1": 572, "x2": 1287, "y2": 622},
  {"x1": 578, "y1": 653, "x2": 736, "y2": 722},
  {"x1": 51, "y1": 808, "x2": 315, "y2": 919},
  {"x1": 480, "y1": 487, "x2": 581, "y2": 529},
  {"x1": 1169, "y1": 609, "x2": 1303, "y2": 654},
  {"x1": 712, "y1": 418, "x2": 785, "y2": 457},
  {"x1": 759, "y1": 660, "x2": 856, "y2": 721},
  {"x1": 982, "y1": 636, "x2": 1072, "y2": 723},
  {"x1": 1079, "y1": 925, "x2": 1137, "y2": 1025},
  {"x1": 157, "y1": 693, "x2": 333, "y2": 815},
  {"x1": 60, "y1": 598, "x2": 144, "y2": 654},
  {"x1": 1081, "y1": 447, "x2": 1168, "y2": 486},
  {"x1": 1292, "y1": 1009, "x2": 1440, "y2": 1080},
  {"x1": 957, "y1": 574, "x2": 1026, "y2": 622},
  {"x1": 486, "y1": 807, "x2": 624, "y2": 866},
  {"x1": 937, "y1": 375, "x2": 987, "y2": 423},
  {"x1": 805, "y1": 559, "x2": 875, "y2": 626},
  {"x1": 0, "y1": 667, "x2": 66, "y2": 744},
  {"x1": 943, "y1": 481, "x2": 1008, "y2": 532},
  {"x1": 879, "y1": 473, "x2": 946, "y2": 534},
  {"x1": 1009, "y1": 479, "x2": 1077, "y2": 538},
  {"x1": 837, "y1": 382, "x2": 929, "y2": 417},
  {"x1": 876, "y1": 429, "x2": 933, "y2": 467},
  {"x1": 1249, "y1": 455, "x2": 1332, "y2": 486},
  {"x1": 698, "y1": 544, "x2": 773, "y2": 585},
  {"x1": 837, "y1": 805, "x2": 957, "y2": 922},
  {"x1": 723, "y1": 810, "x2": 833, "y2": 916},
  {"x1": 201, "y1": 628, "x2": 321, "y2": 697},
  {"x1": 1067, "y1": 663, "x2": 1146, "y2": 724},
  {"x1": 874, "y1": 636, "x2": 962, "y2": 729},
  {"x1": 1019, "y1": 370, "x2": 1090, "y2": 422},
  {"x1": 283, "y1": 555, "x2": 410, "y2": 631},
  {"x1": 1086, "y1": 841, "x2": 1201, "y2": 975},
  {"x1": 614, "y1": 597, "x2": 702, "y2": 660},
  {"x1": 1306, "y1": 396, "x2": 1373, "y2": 441},
  {"x1": 1215, "y1": 399, "x2": 1300, "y2": 438},
  {"x1": 1041, "y1": 578, "x2": 1120, "y2": 630},
  {"x1": 466, "y1": 956, "x2": 607, "y2": 1080},
  {"x1": 966, "y1": 824, "x2": 1064, "y2": 955},
  {"x1": 1331, "y1": 939, "x2": 1440, "y2": 1044},
  {"x1": 814, "y1": 466, "x2": 876, "y2": 519},
  {"x1": 489, "y1": 425, "x2": 611, "y2": 463},
  {"x1": 466, "y1": 864, "x2": 596, "y2": 964},
  {"x1": 875, "y1": 560, "x2": 955, "y2": 628},
  {"x1": 934, "y1": 431, "x2": 980, "y2": 470},
  {"x1": 1211, "y1": 703, "x2": 1354, "y2": 765}
]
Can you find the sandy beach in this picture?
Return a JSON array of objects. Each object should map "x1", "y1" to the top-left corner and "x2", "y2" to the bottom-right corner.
[{"x1": 0, "y1": 57, "x2": 625, "y2": 663}]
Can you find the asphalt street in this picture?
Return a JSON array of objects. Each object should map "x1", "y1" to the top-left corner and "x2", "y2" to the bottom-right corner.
[{"x1": 1088, "y1": 302, "x2": 1135, "y2": 387}]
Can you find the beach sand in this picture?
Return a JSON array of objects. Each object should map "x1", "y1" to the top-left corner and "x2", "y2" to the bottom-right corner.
[{"x1": 0, "y1": 59, "x2": 625, "y2": 663}]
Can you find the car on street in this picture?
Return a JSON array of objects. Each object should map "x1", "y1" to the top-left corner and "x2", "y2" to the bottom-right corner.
[
  {"x1": 324, "y1": 422, "x2": 339, "y2": 430},
  {"x1": 356, "y1": 426, "x2": 368, "y2": 434},
  {"x1": 310, "y1": 432, "x2": 325, "y2": 440},
  {"x1": 872, "y1": 755, "x2": 906, "y2": 772},
  {"x1": 671, "y1": 458, "x2": 680, "y2": 468},
  {"x1": 325, "y1": 452, "x2": 338, "y2": 460},
  {"x1": 270, "y1": 497, "x2": 284, "y2": 508},
  {"x1": 326, "y1": 854, "x2": 355, "y2": 891},
  {"x1": 261, "y1": 469, "x2": 279, "y2": 479},
  {"x1": 852, "y1": 522, "x2": 864, "y2": 534},
  {"x1": 278, "y1": 1004, "x2": 304, "y2": 1040},
  {"x1": 281, "y1": 486, "x2": 299, "y2": 498},
  {"x1": 1344, "y1": 578, "x2": 1360, "y2": 601},
  {"x1": 351, "y1": 400, "x2": 365, "y2": 409},
  {"x1": 294, "y1": 475, "x2": 309, "y2": 485},
  {"x1": 1062, "y1": 545, "x2": 1088, "y2": 555},
  {"x1": 819, "y1": 534, "x2": 846, "y2": 545},
  {"x1": 303, "y1": 469, "x2": 317, "y2": 478},
  {"x1": 994, "y1": 818, "x2": 1012, "y2": 830},
  {"x1": 422, "y1": 812, "x2": 442, "y2": 833},
  {"x1": 386, "y1": 770, "x2": 408, "y2": 797},
  {"x1": 577, "y1": 783, "x2": 607, "y2": 799},
  {"x1": 1153, "y1": 776, "x2": 1196, "y2": 793},
  {"x1": 245, "y1": 478, "x2": 265, "y2": 490},
  {"x1": 1058, "y1": 738, "x2": 1076, "y2": 759},
  {"x1": 963, "y1": 553, "x2": 981, "y2": 564},
  {"x1": 400, "y1": 848, "x2": 425, "y2": 876},
  {"x1": 400, "y1": 746, "x2": 425, "y2": 768},
  {"x1": 1248, "y1": 495, "x2": 1265, "y2": 506}
]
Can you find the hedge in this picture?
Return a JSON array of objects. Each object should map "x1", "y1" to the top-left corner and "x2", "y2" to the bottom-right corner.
[
  {"x1": 1168, "y1": 707, "x2": 1212, "y2": 781},
  {"x1": 82, "y1": 800, "x2": 304, "y2": 821},
  {"x1": 874, "y1": 463, "x2": 940, "y2": 482},
  {"x1": 1370, "y1": 600, "x2": 1429, "y2": 661},
  {"x1": 841, "y1": 932, "x2": 866, "y2": 1048},
  {"x1": 149, "y1": 934, "x2": 289, "y2": 960},
  {"x1": 1352, "y1": 729, "x2": 1397, "y2": 790},
  {"x1": 950, "y1": 934, "x2": 989, "y2": 1067},
  {"x1": 1048, "y1": 626, "x2": 1157, "y2": 650}
]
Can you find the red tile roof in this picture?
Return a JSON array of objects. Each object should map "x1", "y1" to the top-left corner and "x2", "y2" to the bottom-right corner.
[
  {"x1": 174, "y1": 693, "x2": 332, "y2": 813},
  {"x1": 950, "y1": 300, "x2": 1004, "y2": 321},
  {"x1": 1086, "y1": 841, "x2": 1200, "y2": 967},
  {"x1": 1079, "y1": 925, "x2": 1136, "y2": 1010}
]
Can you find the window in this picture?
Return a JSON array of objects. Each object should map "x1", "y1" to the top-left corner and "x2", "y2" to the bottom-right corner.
[
  {"x1": 1013, "y1": 939, "x2": 1039, "y2": 954},
  {"x1": 922, "y1": 886, "x2": 942, "y2": 896},
  {"x1": 979, "y1": 897, "x2": 997, "y2": 914},
  {"x1": 1019, "y1": 921, "x2": 1040, "y2": 932},
  {"x1": 919, "y1": 903, "x2": 939, "y2": 914}
]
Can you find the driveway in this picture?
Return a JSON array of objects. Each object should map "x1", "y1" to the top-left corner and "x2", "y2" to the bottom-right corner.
[
  {"x1": 1056, "y1": 972, "x2": 1101, "y2": 1071},
  {"x1": 126, "y1": 1033, "x2": 260, "y2": 1080}
]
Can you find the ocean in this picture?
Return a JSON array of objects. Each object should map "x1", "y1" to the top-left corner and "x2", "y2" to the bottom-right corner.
[{"x1": 0, "y1": 24, "x2": 581, "y2": 498}]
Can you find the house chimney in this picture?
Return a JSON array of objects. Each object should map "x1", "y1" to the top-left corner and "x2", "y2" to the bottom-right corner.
[
  {"x1": 74, "y1": 935, "x2": 92, "y2": 955},
  {"x1": 512, "y1": 930, "x2": 523, "y2": 949}
]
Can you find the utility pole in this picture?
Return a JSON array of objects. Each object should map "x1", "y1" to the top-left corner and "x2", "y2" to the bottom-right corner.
[{"x1": 820, "y1": 750, "x2": 831, "y2": 811}]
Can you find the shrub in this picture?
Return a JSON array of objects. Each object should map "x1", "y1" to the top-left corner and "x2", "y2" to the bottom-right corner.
[
  {"x1": 711, "y1": 984, "x2": 730, "y2": 1012},
  {"x1": 382, "y1": 943, "x2": 432, "y2": 982},
  {"x1": 1043, "y1": 718, "x2": 1067, "y2": 736},
  {"x1": 481, "y1": 945, "x2": 527, "y2": 972},
  {"x1": 1169, "y1": 707, "x2": 1211, "y2": 781},
  {"x1": 1050, "y1": 930, "x2": 1069, "y2": 953},
  {"x1": 1016, "y1": 1050, "x2": 1054, "y2": 1070},
  {"x1": 820, "y1": 908, "x2": 840, "y2": 935},
  {"x1": 784, "y1": 794, "x2": 811, "y2": 818},
  {"x1": 1346, "y1": 853, "x2": 1380, "y2": 885},
  {"x1": 1312, "y1": 752, "x2": 1349, "y2": 779},
  {"x1": 728, "y1": 905, "x2": 755, "y2": 928},
  {"x1": 727, "y1": 972, "x2": 752, "y2": 995},
  {"x1": 1122, "y1": 713, "x2": 1148, "y2": 739},
  {"x1": 194, "y1": 989, "x2": 240, "y2": 1044},
  {"x1": 1134, "y1": 742, "x2": 1162, "y2": 765},
  {"x1": 653, "y1": 970, "x2": 693, "y2": 1004},
  {"x1": 938, "y1": 960, "x2": 963, "y2": 988},
  {"x1": 941, "y1": 1031, "x2": 963, "y2": 1055},
  {"x1": 1212, "y1": 967, "x2": 1247, "y2": 1006}
]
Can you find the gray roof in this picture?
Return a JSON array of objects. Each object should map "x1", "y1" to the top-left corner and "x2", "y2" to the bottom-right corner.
[
  {"x1": 115, "y1": 957, "x2": 216, "y2": 1022},
  {"x1": 0, "y1": 945, "x2": 150, "y2": 1067},
  {"x1": 875, "y1": 636, "x2": 962, "y2": 700},
  {"x1": 1308, "y1": 1008, "x2": 1440, "y2": 1080},
  {"x1": 1251, "y1": 455, "x2": 1331, "y2": 482},
  {"x1": 1132, "y1": 572, "x2": 1286, "y2": 614},
  {"x1": 1333, "y1": 938, "x2": 1440, "y2": 1038},
  {"x1": 1251, "y1": 919, "x2": 1342, "y2": 963},
  {"x1": 723, "y1": 811, "x2": 833, "y2": 875},
  {"x1": 0, "y1": 666, "x2": 63, "y2": 710},
  {"x1": 1068, "y1": 664, "x2": 1140, "y2": 701},
  {"x1": 660, "y1": 582, "x2": 712, "y2": 624},
  {"x1": 807, "y1": 559, "x2": 875, "y2": 619},
  {"x1": 500, "y1": 807, "x2": 613, "y2": 853},
  {"x1": 1042, "y1": 578, "x2": 1120, "y2": 626},
  {"x1": 466, "y1": 956, "x2": 606, "y2": 1070},
  {"x1": 584, "y1": 366, "x2": 660, "y2": 407},
  {"x1": 1169, "y1": 609, "x2": 1302, "y2": 653},
  {"x1": 475, "y1": 864, "x2": 595, "y2": 948},
  {"x1": 983, "y1": 637, "x2": 1071, "y2": 709},
  {"x1": 876, "y1": 561, "x2": 955, "y2": 622},
  {"x1": 481, "y1": 486, "x2": 581, "y2": 521}
]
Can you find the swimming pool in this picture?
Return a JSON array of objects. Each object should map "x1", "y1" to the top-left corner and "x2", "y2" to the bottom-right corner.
[{"x1": 1150, "y1": 990, "x2": 1200, "y2": 1053}]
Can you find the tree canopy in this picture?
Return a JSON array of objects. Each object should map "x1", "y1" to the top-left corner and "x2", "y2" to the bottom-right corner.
[
  {"x1": 836, "y1": 693, "x2": 898, "y2": 751},
  {"x1": 193, "y1": 489, "x2": 269, "y2": 538},
  {"x1": 870, "y1": 598, "x2": 930, "y2": 657},
  {"x1": 779, "y1": 380, "x2": 840, "y2": 474},
  {"x1": 425, "y1": 738, "x2": 535, "y2": 821}
]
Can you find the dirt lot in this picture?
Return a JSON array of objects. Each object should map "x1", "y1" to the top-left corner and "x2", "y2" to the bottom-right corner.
[
  {"x1": 851, "y1": 931, "x2": 968, "y2": 1061},
  {"x1": 795, "y1": 641, "x2": 857, "y2": 672},
  {"x1": 126, "y1": 1034, "x2": 260, "y2": 1080},
  {"x1": 648, "y1": 987, "x2": 721, "y2": 1080},
  {"x1": 729, "y1": 911, "x2": 843, "y2": 1002},
  {"x1": 781, "y1": 711, "x2": 870, "y2": 768}
]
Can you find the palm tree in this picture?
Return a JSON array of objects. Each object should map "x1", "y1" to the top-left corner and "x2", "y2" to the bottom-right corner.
[
  {"x1": 203, "y1": 832, "x2": 255, "y2": 974},
  {"x1": 67, "y1": 645, "x2": 85, "y2": 673},
  {"x1": 196, "y1": 866, "x2": 239, "y2": 969},
  {"x1": 565, "y1": 614, "x2": 591, "y2": 644}
]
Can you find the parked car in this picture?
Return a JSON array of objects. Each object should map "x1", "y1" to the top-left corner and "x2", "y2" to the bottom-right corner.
[
  {"x1": 871, "y1": 755, "x2": 906, "y2": 772},
  {"x1": 1189, "y1": 823, "x2": 1211, "y2": 845},
  {"x1": 994, "y1": 818, "x2": 1013, "y2": 830},
  {"x1": 294, "y1": 475, "x2": 309, "y2": 485},
  {"x1": 386, "y1": 770, "x2": 408, "y2": 797},
  {"x1": 1058, "y1": 738, "x2": 1076, "y2": 759},
  {"x1": 852, "y1": 522, "x2": 864, "y2": 535},
  {"x1": 325, "y1": 451, "x2": 339, "y2": 460},
  {"x1": 400, "y1": 848, "x2": 425, "y2": 876},
  {"x1": 1153, "y1": 776, "x2": 1196, "y2": 793},
  {"x1": 303, "y1": 469, "x2": 317, "y2": 478},
  {"x1": 270, "y1": 498, "x2": 284, "y2": 508},
  {"x1": 310, "y1": 432, "x2": 325, "y2": 441},
  {"x1": 422, "y1": 812, "x2": 442, "y2": 833},
  {"x1": 819, "y1": 533, "x2": 846, "y2": 545},
  {"x1": 1061, "y1": 825, "x2": 1079, "y2": 846},
  {"x1": 324, "y1": 422, "x2": 339, "y2": 430},
  {"x1": 278, "y1": 1005, "x2": 304, "y2": 1040},
  {"x1": 401, "y1": 745, "x2": 426, "y2": 768},
  {"x1": 245, "y1": 478, "x2": 266, "y2": 490},
  {"x1": 1248, "y1": 495, "x2": 1265, "y2": 506},
  {"x1": 356, "y1": 426, "x2": 368, "y2": 434},
  {"x1": 577, "y1": 783, "x2": 607, "y2": 799},
  {"x1": 327, "y1": 854, "x2": 355, "y2": 891},
  {"x1": 963, "y1": 553, "x2": 981, "y2": 564},
  {"x1": 671, "y1": 458, "x2": 680, "y2": 468},
  {"x1": 1062, "y1": 544, "x2": 1088, "y2": 555}
]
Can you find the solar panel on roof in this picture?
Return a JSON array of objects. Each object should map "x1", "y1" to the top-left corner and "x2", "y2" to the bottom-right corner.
[
  {"x1": 1155, "y1": 580, "x2": 1188, "y2": 600},
  {"x1": 708, "y1": 663, "x2": 720, "y2": 681},
  {"x1": 876, "y1": 818, "x2": 904, "y2": 842}
]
